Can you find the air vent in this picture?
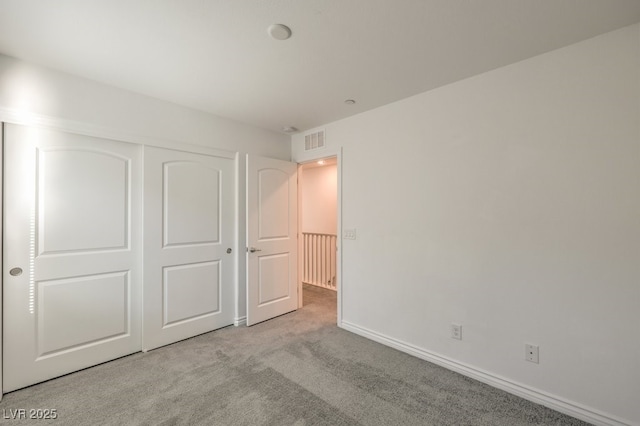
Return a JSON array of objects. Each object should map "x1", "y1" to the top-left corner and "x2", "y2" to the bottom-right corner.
[{"x1": 304, "y1": 130, "x2": 325, "y2": 151}]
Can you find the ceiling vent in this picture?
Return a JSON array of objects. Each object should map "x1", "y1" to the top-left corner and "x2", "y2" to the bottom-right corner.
[{"x1": 304, "y1": 130, "x2": 325, "y2": 151}]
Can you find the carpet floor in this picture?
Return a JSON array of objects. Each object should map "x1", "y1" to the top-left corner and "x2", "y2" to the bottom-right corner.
[{"x1": 0, "y1": 284, "x2": 590, "y2": 425}]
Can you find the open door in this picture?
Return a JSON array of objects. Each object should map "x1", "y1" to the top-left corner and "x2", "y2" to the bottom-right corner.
[{"x1": 246, "y1": 155, "x2": 297, "y2": 326}]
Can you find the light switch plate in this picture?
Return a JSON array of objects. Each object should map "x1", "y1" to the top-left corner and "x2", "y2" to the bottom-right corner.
[{"x1": 343, "y1": 229, "x2": 357, "y2": 240}]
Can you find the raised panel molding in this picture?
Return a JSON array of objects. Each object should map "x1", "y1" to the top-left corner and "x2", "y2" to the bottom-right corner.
[
  {"x1": 258, "y1": 253, "x2": 290, "y2": 305},
  {"x1": 258, "y1": 168, "x2": 289, "y2": 240},
  {"x1": 37, "y1": 271, "x2": 130, "y2": 358},
  {"x1": 162, "y1": 261, "x2": 221, "y2": 327},
  {"x1": 38, "y1": 147, "x2": 130, "y2": 255},
  {"x1": 163, "y1": 161, "x2": 221, "y2": 247}
]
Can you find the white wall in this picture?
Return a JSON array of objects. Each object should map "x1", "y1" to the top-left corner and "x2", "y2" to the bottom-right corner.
[
  {"x1": 292, "y1": 24, "x2": 640, "y2": 426},
  {"x1": 0, "y1": 54, "x2": 289, "y2": 156},
  {"x1": 0, "y1": 53, "x2": 290, "y2": 328},
  {"x1": 301, "y1": 164, "x2": 337, "y2": 235}
]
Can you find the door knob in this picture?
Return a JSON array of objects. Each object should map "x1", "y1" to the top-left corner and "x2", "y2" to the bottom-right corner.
[
  {"x1": 227, "y1": 248, "x2": 232, "y2": 254},
  {"x1": 249, "y1": 247, "x2": 262, "y2": 253},
  {"x1": 9, "y1": 267, "x2": 23, "y2": 276}
]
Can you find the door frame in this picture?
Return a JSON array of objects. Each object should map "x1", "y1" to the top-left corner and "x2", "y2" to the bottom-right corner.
[{"x1": 296, "y1": 148, "x2": 343, "y2": 326}]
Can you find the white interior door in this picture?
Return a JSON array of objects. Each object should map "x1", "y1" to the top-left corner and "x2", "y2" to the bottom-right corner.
[
  {"x1": 143, "y1": 146, "x2": 234, "y2": 350},
  {"x1": 246, "y1": 155, "x2": 298, "y2": 326},
  {"x1": 3, "y1": 124, "x2": 142, "y2": 392}
]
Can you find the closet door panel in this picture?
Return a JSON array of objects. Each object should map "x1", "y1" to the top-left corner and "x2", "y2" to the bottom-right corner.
[
  {"x1": 143, "y1": 146, "x2": 234, "y2": 350},
  {"x1": 3, "y1": 124, "x2": 142, "y2": 392}
]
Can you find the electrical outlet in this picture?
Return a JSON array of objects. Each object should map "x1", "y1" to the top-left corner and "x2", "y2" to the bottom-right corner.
[
  {"x1": 525, "y1": 344, "x2": 539, "y2": 363},
  {"x1": 343, "y1": 229, "x2": 357, "y2": 240},
  {"x1": 451, "y1": 324, "x2": 462, "y2": 340}
]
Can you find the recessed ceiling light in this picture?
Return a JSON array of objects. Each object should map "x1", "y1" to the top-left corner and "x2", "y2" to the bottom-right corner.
[
  {"x1": 281, "y1": 126, "x2": 298, "y2": 133},
  {"x1": 317, "y1": 160, "x2": 325, "y2": 165},
  {"x1": 344, "y1": 99, "x2": 356, "y2": 105},
  {"x1": 268, "y1": 24, "x2": 292, "y2": 40}
]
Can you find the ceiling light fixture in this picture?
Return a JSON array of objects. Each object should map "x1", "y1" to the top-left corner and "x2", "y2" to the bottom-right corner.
[
  {"x1": 281, "y1": 126, "x2": 298, "y2": 133},
  {"x1": 344, "y1": 99, "x2": 356, "y2": 105},
  {"x1": 317, "y1": 160, "x2": 325, "y2": 165},
  {"x1": 268, "y1": 24, "x2": 292, "y2": 40}
]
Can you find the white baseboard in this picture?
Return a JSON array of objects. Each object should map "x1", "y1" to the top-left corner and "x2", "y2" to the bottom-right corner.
[
  {"x1": 340, "y1": 320, "x2": 632, "y2": 426},
  {"x1": 234, "y1": 316, "x2": 247, "y2": 327}
]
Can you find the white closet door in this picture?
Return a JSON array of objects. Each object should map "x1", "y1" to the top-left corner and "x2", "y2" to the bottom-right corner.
[
  {"x1": 3, "y1": 124, "x2": 142, "y2": 392},
  {"x1": 143, "y1": 146, "x2": 234, "y2": 351}
]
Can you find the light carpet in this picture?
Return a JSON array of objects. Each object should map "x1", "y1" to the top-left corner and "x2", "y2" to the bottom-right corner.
[{"x1": 0, "y1": 285, "x2": 590, "y2": 425}]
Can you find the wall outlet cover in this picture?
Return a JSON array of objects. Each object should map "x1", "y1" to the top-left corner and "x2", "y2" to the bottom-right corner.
[
  {"x1": 525, "y1": 343, "x2": 539, "y2": 364},
  {"x1": 451, "y1": 324, "x2": 462, "y2": 340}
]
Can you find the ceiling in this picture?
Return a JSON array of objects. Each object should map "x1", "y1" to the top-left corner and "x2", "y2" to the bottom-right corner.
[{"x1": 1, "y1": 1, "x2": 639, "y2": 134}]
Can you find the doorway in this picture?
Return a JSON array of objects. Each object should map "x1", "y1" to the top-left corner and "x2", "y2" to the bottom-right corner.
[{"x1": 298, "y1": 157, "x2": 338, "y2": 316}]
